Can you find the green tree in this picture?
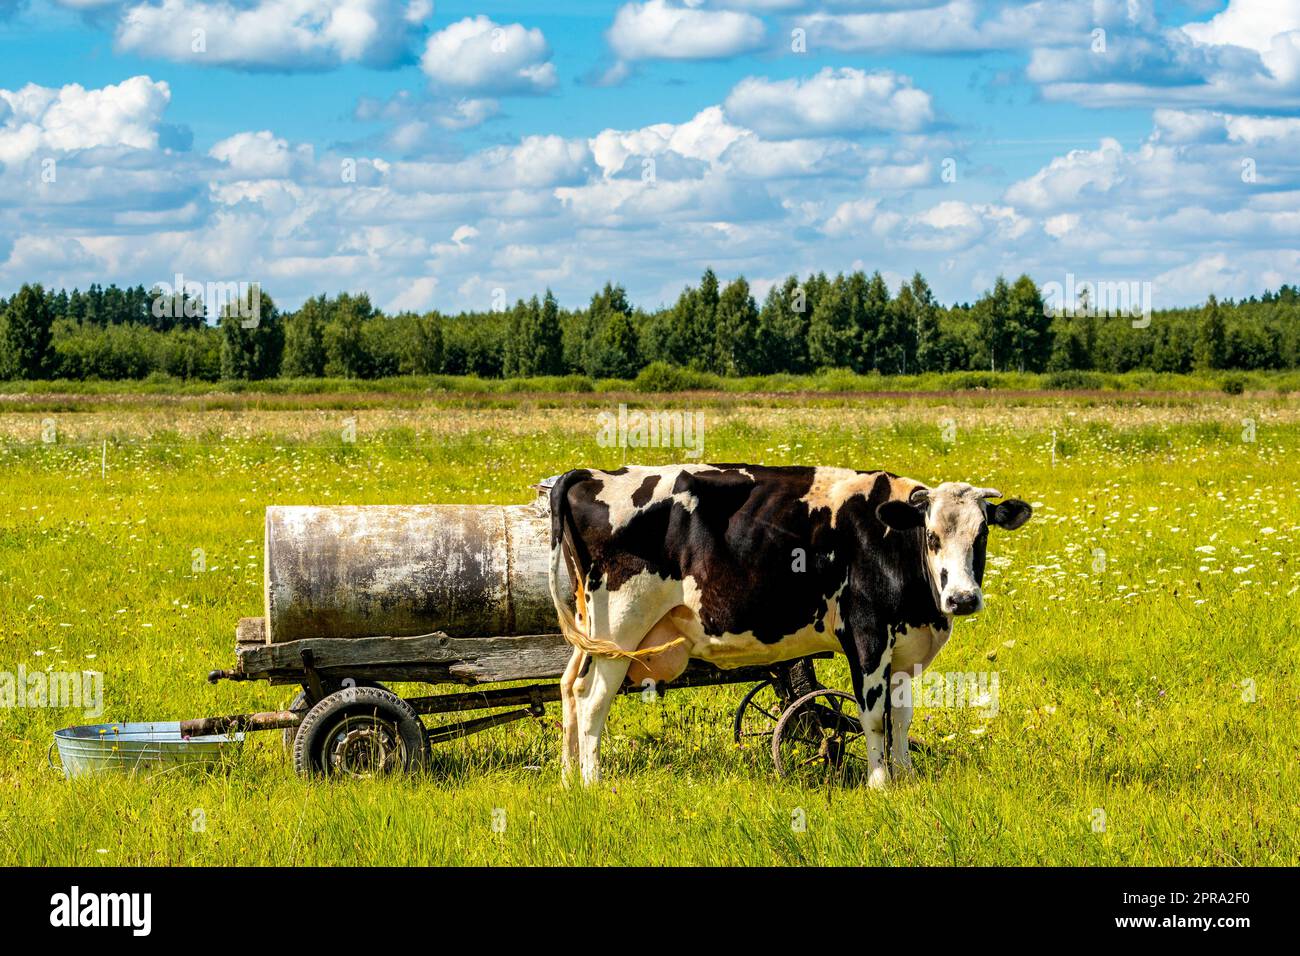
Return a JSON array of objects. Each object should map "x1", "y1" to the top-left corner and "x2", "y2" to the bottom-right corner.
[
  {"x1": 322, "y1": 294, "x2": 374, "y2": 378},
  {"x1": 404, "y1": 313, "x2": 445, "y2": 374},
  {"x1": 219, "y1": 288, "x2": 283, "y2": 380},
  {"x1": 502, "y1": 298, "x2": 533, "y2": 377},
  {"x1": 578, "y1": 283, "x2": 636, "y2": 378},
  {"x1": 1195, "y1": 294, "x2": 1228, "y2": 371},
  {"x1": 2, "y1": 284, "x2": 55, "y2": 379},
  {"x1": 281, "y1": 295, "x2": 328, "y2": 377},
  {"x1": 1008, "y1": 274, "x2": 1050, "y2": 372},
  {"x1": 808, "y1": 274, "x2": 857, "y2": 370},
  {"x1": 972, "y1": 276, "x2": 1014, "y2": 371},
  {"x1": 907, "y1": 273, "x2": 943, "y2": 373},
  {"x1": 714, "y1": 277, "x2": 760, "y2": 375},
  {"x1": 859, "y1": 271, "x2": 896, "y2": 373},
  {"x1": 536, "y1": 290, "x2": 564, "y2": 375},
  {"x1": 665, "y1": 269, "x2": 719, "y2": 370},
  {"x1": 756, "y1": 276, "x2": 810, "y2": 374},
  {"x1": 597, "y1": 311, "x2": 643, "y2": 378}
]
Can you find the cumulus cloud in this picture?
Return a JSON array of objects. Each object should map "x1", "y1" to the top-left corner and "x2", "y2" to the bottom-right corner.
[
  {"x1": 420, "y1": 16, "x2": 556, "y2": 94},
  {"x1": 115, "y1": 0, "x2": 426, "y2": 70},
  {"x1": 1028, "y1": 0, "x2": 1300, "y2": 110},
  {"x1": 799, "y1": 0, "x2": 1137, "y2": 54},
  {"x1": 1181, "y1": 0, "x2": 1300, "y2": 53},
  {"x1": 210, "y1": 130, "x2": 313, "y2": 178},
  {"x1": 590, "y1": 106, "x2": 747, "y2": 178},
  {"x1": 724, "y1": 68, "x2": 933, "y2": 138},
  {"x1": 607, "y1": 0, "x2": 765, "y2": 61},
  {"x1": 8, "y1": 62, "x2": 1300, "y2": 317},
  {"x1": 0, "y1": 75, "x2": 172, "y2": 165},
  {"x1": 393, "y1": 135, "x2": 591, "y2": 192}
]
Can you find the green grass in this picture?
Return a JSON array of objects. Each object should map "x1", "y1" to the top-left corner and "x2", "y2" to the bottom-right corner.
[
  {"x1": 0, "y1": 396, "x2": 1297, "y2": 865},
  {"x1": 3, "y1": 367, "x2": 1300, "y2": 403}
]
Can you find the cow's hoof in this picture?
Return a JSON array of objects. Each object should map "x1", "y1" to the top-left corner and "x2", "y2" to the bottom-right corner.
[{"x1": 867, "y1": 767, "x2": 891, "y2": 790}]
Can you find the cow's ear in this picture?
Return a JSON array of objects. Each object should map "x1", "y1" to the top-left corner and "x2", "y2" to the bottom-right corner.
[
  {"x1": 988, "y1": 498, "x2": 1032, "y2": 530},
  {"x1": 877, "y1": 500, "x2": 924, "y2": 531}
]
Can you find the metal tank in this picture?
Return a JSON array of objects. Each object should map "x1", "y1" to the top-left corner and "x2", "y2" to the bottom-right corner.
[{"x1": 262, "y1": 492, "x2": 563, "y2": 644}]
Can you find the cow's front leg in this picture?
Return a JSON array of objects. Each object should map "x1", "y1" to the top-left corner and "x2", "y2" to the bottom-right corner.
[
  {"x1": 889, "y1": 666, "x2": 915, "y2": 777},
  {"x1": 842, "y1": 613, "x2": 894, "y2": 790},
  {"x1": 861, "y1": 662, "x2": 892, "y2": 790},
  {"x1": 574, "y1": 655, "x2": 631, "y2": 785}
]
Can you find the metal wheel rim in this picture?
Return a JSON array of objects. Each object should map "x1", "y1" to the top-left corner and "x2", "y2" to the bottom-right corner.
[
  {"x1": 772, "y1": 689, "x2": 869, "y2": 786},
  {"x1": 321, "y1": 711, "x2": 406, "y2": 778},
  {"x1": 733, "y1": 679, "x2": 785, "y2": 747}
]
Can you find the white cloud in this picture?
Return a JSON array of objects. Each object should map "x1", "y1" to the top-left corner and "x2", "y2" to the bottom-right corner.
[
  {"x1": 1003, "y1": 138, "x2": 1127, "y2": 212},
  {"x1": 1181, "y1": 0, "x2": 1300, "y2": 53},
  {"x1": 115, "y1": 0, "x2": 424, "y2": 70},
  {"x1": 387, "y1": 275, "x2": 438, "y2": 313},
  {"x1": 725, "y1": 68, "x2": 933, "y2": 138},
  {"x1": 420, "y1": 16, "x2": 556, "y2": 94},
  {"x1": 607, "y1": 0, "x2": 766, "y2": 61},
  {"x1": 868, "y1": 158, "x2": 933, "y2": 189},
  {"x1": 210, "y1": 130, "x2": 312, "y2": 178},
  {"x1": 9, "y1": 65, "x2": 1300, "y2": 316},
  {"x1": 799, "y1": 0, "x2": 1138, "y2": 54},
  {"x1": 823, "y1": 198, "x2": 882, "y2": 237},
  {"x1": 393, "y1": 135, "x2": 591, "y2": 192},
  {"x1": 0, "y1": 75, "x2": 171, "y2": 165},
  {"x1": 590, "y1": 106, "x2": 747, "y2": 178},
  {"x1": 1029, "y1": 0, "x2": 1300, "y2": 110}
]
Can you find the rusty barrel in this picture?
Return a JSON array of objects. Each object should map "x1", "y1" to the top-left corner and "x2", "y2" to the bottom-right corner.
[{"x1": 263, "y1": 500, "x2": 561, "y2": 643}]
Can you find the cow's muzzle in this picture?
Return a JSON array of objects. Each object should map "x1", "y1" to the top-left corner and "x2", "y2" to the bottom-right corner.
[{"x1": 944, "y1": 590, "x2": 982, "y2": 616}]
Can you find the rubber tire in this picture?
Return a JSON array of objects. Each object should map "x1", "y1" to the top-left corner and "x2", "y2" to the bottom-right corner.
[
  {"x1": 282, "y1": 680, "x2": 387, "y2": 754},
  {"x1": 292, "y1": 686, "x2": 429, "y2": 778}
]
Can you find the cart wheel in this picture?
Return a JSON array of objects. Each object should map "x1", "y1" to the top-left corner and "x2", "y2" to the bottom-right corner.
[
  {"x1": 771, "y1": 689, "x2": 869, "y2": 787},
  {"x1": 282, "y1": 680, "x2": 388, "y2": 754},
  {"x1": 293, "y1": 686, "x2": 429, "y2": 779},
  {"x1": 732, "y1": 679, "x2": 786, "y2": 749}
]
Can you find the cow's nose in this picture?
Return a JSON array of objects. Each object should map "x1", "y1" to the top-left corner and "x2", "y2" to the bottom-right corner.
[{"x1": 946, "y1": 591, "x2": 981, "y2": 615}]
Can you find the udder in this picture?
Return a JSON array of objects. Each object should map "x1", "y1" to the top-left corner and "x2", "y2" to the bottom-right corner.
[{"x1": 626, "y1": 608, "x2": 692, "y2": 685}]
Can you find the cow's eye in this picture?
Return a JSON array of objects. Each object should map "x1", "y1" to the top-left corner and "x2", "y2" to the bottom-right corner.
[{"x1": 927, "y1": 531, "x2": 940, "y2": 551}]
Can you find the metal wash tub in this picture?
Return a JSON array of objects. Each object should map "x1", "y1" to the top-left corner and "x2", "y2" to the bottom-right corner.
[{"x1": 49, "y1": 721, "x2": 242, "y2": 779}]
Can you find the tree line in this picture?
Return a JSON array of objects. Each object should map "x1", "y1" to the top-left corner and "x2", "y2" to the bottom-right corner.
[{"x1": 2, "y1": 270, "x2": 1298, "y2": 382}]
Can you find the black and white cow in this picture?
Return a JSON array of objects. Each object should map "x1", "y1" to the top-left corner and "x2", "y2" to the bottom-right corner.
[{"x1": 548, "y1": 464, "x2": 1032, "y2": 787}]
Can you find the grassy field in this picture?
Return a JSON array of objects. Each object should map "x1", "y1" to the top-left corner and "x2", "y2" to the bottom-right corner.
[
  {"x1": 0, "y1": 391, "x2": 1297, "y2": 865},
  {"x1": 3, "y1": 366, "x2": 1299, "y2": 404}
]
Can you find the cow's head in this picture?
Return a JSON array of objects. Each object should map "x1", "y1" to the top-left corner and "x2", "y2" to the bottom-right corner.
[{"x1": 876, "y1": 482, "x2": 1032, "y2": 616}]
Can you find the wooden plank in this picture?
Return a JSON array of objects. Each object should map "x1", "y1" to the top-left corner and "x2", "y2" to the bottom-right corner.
[
  {"x1": 235, "y1": 631, "x2": 573, "y2": 686},
  {"x1": 231, "y1": 628, "x2": 798, "y2": 692},
  {"x1": 236, "y1": 617, "x2": 266, "y2": 646}
]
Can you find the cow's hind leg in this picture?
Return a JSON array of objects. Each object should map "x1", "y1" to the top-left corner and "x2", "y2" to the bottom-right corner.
[
  {"x1": 574, "y1": 655, "x2": 632, "y2": 785},
  {"x1": 571, "y1": 582, "x2": 679, "y2": 785},
  {"x1": 559, "y1": 648, "x2": 584, "y2": 786}
]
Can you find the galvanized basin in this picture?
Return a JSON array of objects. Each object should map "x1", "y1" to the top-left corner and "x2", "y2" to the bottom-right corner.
[{"x1": 50, "y1": 721, "x2": 243, "y2": 779}]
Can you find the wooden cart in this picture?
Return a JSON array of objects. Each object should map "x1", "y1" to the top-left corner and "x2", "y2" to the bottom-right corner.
[{"x1": 189, "y1": 500, "x2": 870, "y2": 783}]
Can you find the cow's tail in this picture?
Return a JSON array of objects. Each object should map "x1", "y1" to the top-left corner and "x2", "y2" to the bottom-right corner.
[{"x1": 548, "y1": 470, "x2": 687, "y2": 663}]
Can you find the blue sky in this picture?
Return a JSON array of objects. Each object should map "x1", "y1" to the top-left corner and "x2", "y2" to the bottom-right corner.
[{"x1": 1, "y1": 0, "x2": 1298, "y2": 314}]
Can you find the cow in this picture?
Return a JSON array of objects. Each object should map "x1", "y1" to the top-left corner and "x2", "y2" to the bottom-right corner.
[{"x1": 547, "y1": 464, "x2": 1032, "y2": 788}]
